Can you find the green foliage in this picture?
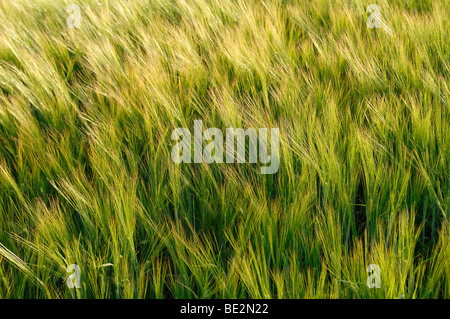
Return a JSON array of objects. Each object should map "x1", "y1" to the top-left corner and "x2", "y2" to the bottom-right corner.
[{"x1": 0, "y1": 0, "x2": 448, "y2": 298}]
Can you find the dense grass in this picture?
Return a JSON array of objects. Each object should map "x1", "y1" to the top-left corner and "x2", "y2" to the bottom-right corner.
[{"x1": 0, "y1": 0, "x2": 448, "y2": 299}]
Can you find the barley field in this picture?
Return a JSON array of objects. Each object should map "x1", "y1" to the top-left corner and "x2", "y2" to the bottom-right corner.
[{"x1": 0, "y1": 0, "x2": 448, "y2": 299}]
